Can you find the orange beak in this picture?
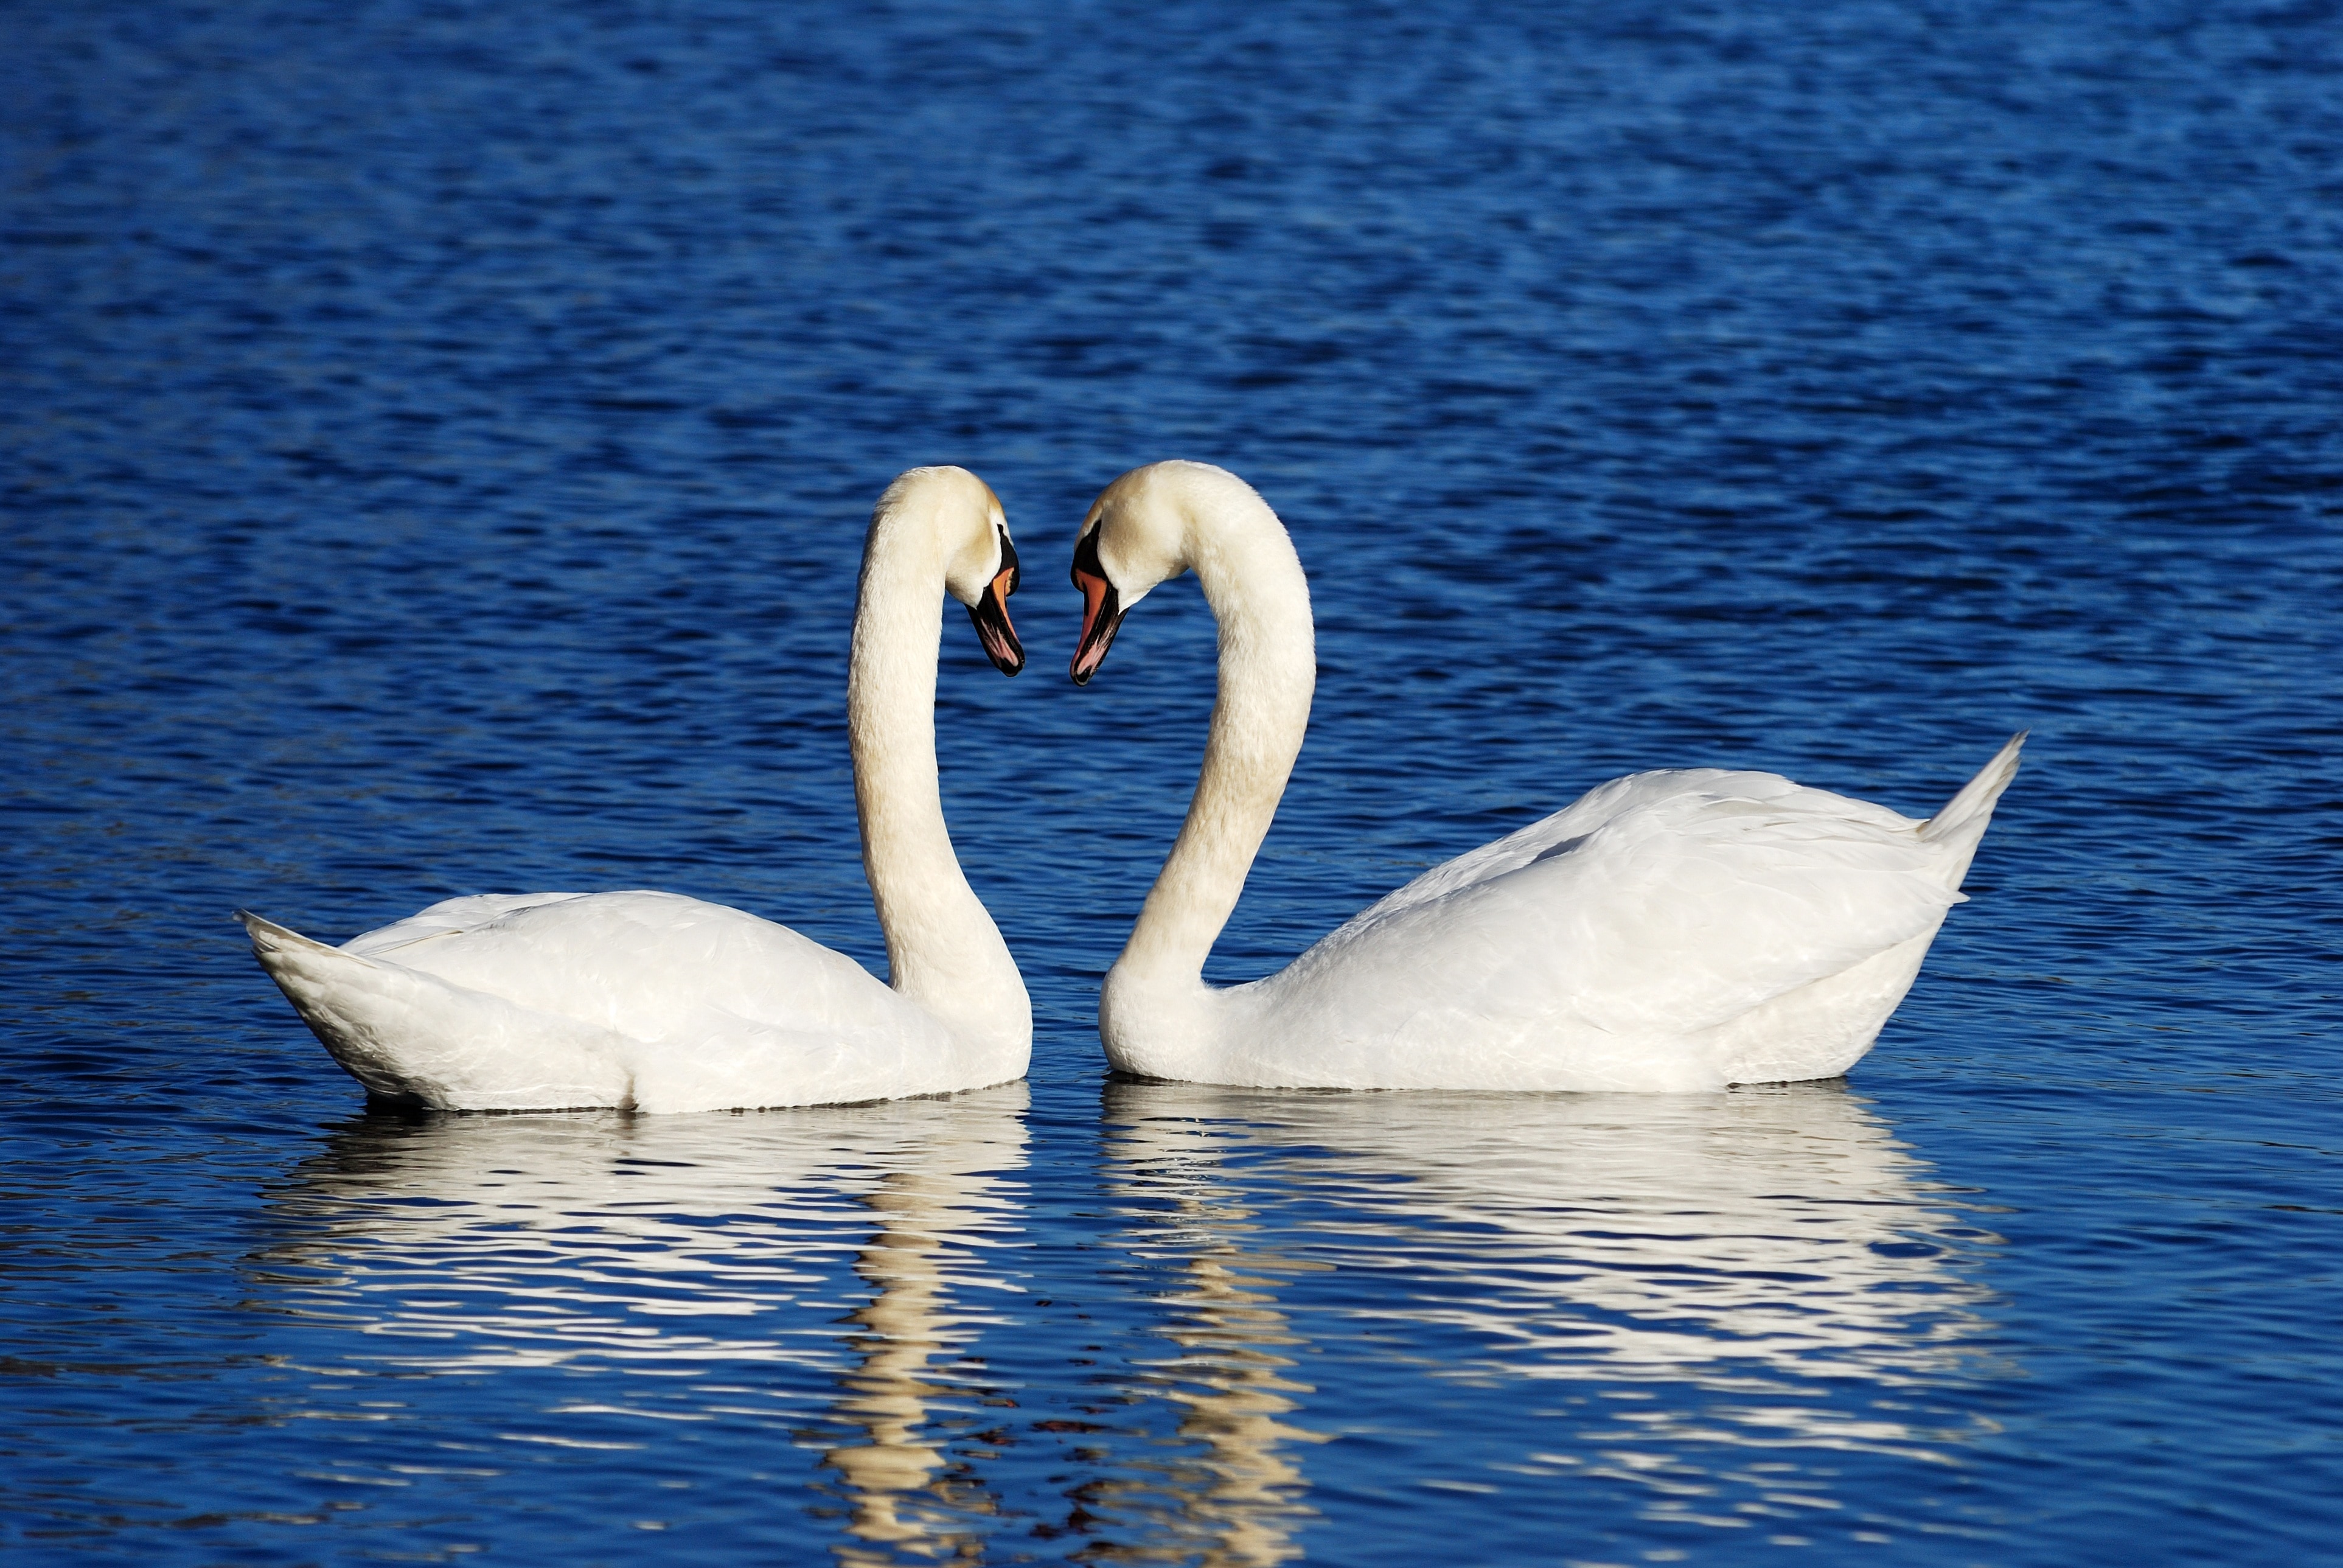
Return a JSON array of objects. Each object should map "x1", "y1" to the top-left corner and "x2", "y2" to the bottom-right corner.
[
  {"x1": 1069, "y1": 524, "x2": 1124, "y2": 686},
  {"x1": 966, "y1": 528, "x2": 1023, "y2": 675}
]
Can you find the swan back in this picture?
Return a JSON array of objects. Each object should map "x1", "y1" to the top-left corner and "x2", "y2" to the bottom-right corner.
[
  {"x1": 1247, "y1": 772, "x2": 1957, "y2": 1080},
  {"x1": 1225, "y1": 740, "x2": 2025, "y2": 1091}
]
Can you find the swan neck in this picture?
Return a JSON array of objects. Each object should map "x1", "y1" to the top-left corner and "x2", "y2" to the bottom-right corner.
[
  {"x1": 1116, "y1": 486, "x2": 1315, "y2": 989},
  {"x1": 849, "y1": 503, "x2": 1028, "y2": 1053}
]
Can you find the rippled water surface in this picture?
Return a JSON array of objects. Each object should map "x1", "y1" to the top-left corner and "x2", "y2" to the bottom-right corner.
[{"x1": 5, "y1": 1, "x2": 2340, "y2": 1562}]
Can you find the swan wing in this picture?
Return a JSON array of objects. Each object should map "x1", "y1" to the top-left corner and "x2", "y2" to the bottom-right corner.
[
  {"x1": 252, "y1": 891, "x2": 968, "y2": 1112},
  {"x1": 370, "y1": 893, "x2": 975, "y2": 1110},
  {"x1": 1276, "y1": 771, "x2": 1958, "y2": 1047},
  {"x1": 244, "y1": 911, "x2": 638, "y2": 1110},
  {"x1": 355, "y1": 890, "x2": 911, "y2": 1047},
  {"x1": 1347, "y1": 768, "x2": 1918, "y2": 924},
  {"x1": 341, "y1": 893, "x2": 596, "y2": 958}
]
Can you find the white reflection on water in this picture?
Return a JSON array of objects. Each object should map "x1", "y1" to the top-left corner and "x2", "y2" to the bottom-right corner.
[
  {"x1": 1100, "y1": 1080, "x2": 2002, "y2": 1555},
  {"x1": 246, "y1": 1082, "x2": 2003, "y2": 1558},
  {"x1": 823, "y1": 1141, "x2": 1025, "y2": 1562},
  {"x1": 1096, "y1": 1092, "x2": 1335, "y2": 1568},
  {"x1": 257, "y1": 1087, "x2": 1028, "y2": 1556}
]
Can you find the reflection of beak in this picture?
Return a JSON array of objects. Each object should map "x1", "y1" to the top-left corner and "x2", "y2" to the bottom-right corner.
[
  {"x1": 967, "y1": 528, "x2": 1023, "y2": 676},
  {"x1": 1069, "y1": 525, "x2": 1124, "y2": 686}
]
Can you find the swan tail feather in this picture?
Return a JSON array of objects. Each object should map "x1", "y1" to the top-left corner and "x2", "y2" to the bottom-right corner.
[
  {"x1": 1917, "y1": 731, "x2": 2025, "y2": 889},
  {"x1": 237, "y1": 910, "x2": 635, "y2": 1112},
  {"x1": 238, "y1": 908, "x2": 342, "y2": 959}
]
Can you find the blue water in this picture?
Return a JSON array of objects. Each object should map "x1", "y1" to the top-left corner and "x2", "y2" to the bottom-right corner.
[{"x1": 5, "y1": 0, "x2": 2339, "y2": 1562}]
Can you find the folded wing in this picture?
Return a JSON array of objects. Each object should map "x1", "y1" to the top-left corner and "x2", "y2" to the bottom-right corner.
[{"x1": 1270, "y1": 770, "x2": 1961, "y2": 1053}]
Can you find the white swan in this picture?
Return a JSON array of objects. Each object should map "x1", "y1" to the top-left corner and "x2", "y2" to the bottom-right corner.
[
  {"x1": 243, "y1": 465, "x2": 1032, "y2": 1113},
  {"x1": 1067, "y1": 459, "x2": 2023, "y2": 1091}
]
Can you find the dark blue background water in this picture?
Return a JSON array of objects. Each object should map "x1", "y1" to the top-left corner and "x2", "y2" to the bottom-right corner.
[{"x1": 5, "y1": 1, "x2": 2339, "y2": 1562}]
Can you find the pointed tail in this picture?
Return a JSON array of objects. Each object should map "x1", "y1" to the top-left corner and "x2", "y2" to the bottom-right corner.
[
  {"x1": 238, "y1": 910, "x2": 633, "y2": 1110},
  {"x1": 1918, "y1": 732, "x2": 2026, "y2": 890}
]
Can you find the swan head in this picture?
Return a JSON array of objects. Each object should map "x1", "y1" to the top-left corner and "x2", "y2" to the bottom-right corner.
[
  {"x1": 885, "y1": 465, "x2": 1025, "y2": 676},
  {"x1": 1069, "y1": 460, "x2": 1258, "y2": 685}
]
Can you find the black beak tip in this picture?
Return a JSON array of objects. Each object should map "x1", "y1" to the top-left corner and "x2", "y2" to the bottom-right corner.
[
  {"x1": 968, "y1": 602, "x2": 1024, "y2": 677},
  {"x1": 984, "y1": 627, "x2": 1025, "y2": 676}
]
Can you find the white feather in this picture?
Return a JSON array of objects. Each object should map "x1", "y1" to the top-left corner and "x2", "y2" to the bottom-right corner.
[
  {"x1": 243, "y1": 468, "x2": 1029, "y2": 1113},
  {"x1": 1081, "y1": 461, "x2": 2022, "y2": 1091}
]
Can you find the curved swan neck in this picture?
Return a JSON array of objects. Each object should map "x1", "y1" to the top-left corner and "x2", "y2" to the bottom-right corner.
[
  {"x1": 1115, "y1": 476, "x2": 1316, "y2": 988},
  {"x1": 848, "y1": 489, "x2": 1028, "y2": 1050}
]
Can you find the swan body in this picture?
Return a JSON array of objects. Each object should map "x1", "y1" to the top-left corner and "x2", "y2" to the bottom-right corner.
[
  {"x1": 1069, "y1": 459, "x2": 2022, "y2": 1092},
  {"x1": 245, "y1": 466, "x2": 1032, "y2": 1113}
]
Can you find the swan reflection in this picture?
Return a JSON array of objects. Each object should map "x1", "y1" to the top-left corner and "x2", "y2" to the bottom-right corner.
[
  {"x1": 258, "y1": 1087, "x2": 1028, "y2": 1558},
  {"x1": 1095, "y1": 1111, "x2": 1331, "y2": 1567},
  {"x1": 824, "y1": 1150, "x2": 1022, "y2": 1562},
  {"x1": 1101, "y1": 1079, "x2": 1998, "y2": 1549}
]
